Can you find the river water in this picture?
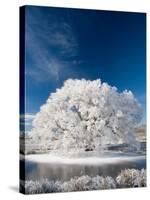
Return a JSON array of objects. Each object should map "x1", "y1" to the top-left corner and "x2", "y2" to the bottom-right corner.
[{"x1": 21, "y1": 151, "x2": 146, "y2": 182}]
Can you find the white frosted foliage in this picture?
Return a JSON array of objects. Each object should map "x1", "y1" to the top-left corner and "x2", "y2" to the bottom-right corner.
[
  {"x1": 30, "y1": 79, "x2": 142, "y2": 152},
  {"x1": 22, "y1": 169, "x2": 146, "y2": 194}
]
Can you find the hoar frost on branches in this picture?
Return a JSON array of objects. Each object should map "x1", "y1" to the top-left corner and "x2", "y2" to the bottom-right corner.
[
  {"x1": 22, "y1": 169, "x2": 146, "y2": 194},
  {"x1": 30, "y1": 79, "x2": 142, "y2": 152}
]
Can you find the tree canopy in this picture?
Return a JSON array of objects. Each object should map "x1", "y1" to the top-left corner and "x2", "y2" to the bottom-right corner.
[{"x1": 30, "y1": 79, "x2": 142, "y2": 152}]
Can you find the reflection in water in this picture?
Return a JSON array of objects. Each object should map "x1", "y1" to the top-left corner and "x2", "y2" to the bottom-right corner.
[{"x1": 25, "y1": 158, "x2": 146, "y2": 182}]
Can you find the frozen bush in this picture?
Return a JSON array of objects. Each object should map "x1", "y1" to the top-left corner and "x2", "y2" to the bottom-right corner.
[
  {"x1": 21, "y1": 169, "x2": 146, "y2": 194},
  {"x1": 23, "y1": 179, "x2": 62, "y2": 194},
  {"x1": 116, "y1": 168, "x2": 146, "y2": 188}
]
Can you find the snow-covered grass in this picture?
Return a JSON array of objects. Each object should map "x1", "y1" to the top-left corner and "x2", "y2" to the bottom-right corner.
[{"x1": 21, "y1": 169, "x2": 146, "y2": 194}]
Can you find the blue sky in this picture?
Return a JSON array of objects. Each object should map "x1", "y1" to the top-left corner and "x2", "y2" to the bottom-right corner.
[{"x1": 22, "y1": 6, "x2": 146, "y2": 130}]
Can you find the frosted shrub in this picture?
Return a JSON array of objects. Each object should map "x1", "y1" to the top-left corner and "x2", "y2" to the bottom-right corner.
[
  {"x1": 22, "y1": 169, "x2": 146, "y2": 194},
  {"x1": 24, "y1": 180, "x2": 43, "y2": 194},
  {"x1": 23, "y1": 176, "x2": 116, "y2": 194},
  {"x1": 62, "y1": 175, "x2": 91, "y2": 191},
  {"x1": 24, "y1": 179, "x2": 62, "y2": 194},
  {"x1": 116, "y1": 169, "x2": 146, "y2": 188},
  {"x1": 94, "y1": 176, "x2": 116, "y2": 190}
]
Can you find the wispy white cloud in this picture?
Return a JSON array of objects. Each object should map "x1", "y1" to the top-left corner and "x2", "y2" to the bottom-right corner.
[
  {"x1": 26, "y1": 57, "x2": 62, "y2": 82},
  {"x1": 46, "y1": 22, "x2": 78, "y2": 56},
  {"x1": 20, "y1": 113, "x2": 35, "y2": 128},
  {"x1": 72, "y1": 60, "x2": 84, "y2": 65},
  {"x1": 20, "y1": 122, "x2": 32, "y2": 126},
  {"x1": 26, "y1": 10, "x2": 78, "y2": 82},
  {"x1": 20, "y1": 113, "x2": 35, "y2": 121}
]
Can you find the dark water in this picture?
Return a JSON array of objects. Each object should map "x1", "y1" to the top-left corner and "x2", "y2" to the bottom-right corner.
[{"x1": 22, "y1": 156, "x2": 146, "y2": 182}]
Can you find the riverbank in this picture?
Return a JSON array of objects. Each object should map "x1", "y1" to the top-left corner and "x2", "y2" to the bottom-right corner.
[
  {"x1": 24, "y1": 152, "x2": 146, "y2": 165},
  {"x1": 20, "y1": 168, "x2": 146, "y2": 194}
]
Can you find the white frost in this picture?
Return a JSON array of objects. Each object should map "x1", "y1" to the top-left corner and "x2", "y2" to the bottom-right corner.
[
  {"x1": 116, "y1": 168, "x2": 146, "y2": 187},
  {"x1": 21, "y1": 169, "x2": 146, "y2": 194},
  {"x1": 26, "y1": 153, "x2": 146, "y2": 165},
  {"x1": 29, "y1": 79, "x2": 142, "y2": 153}
]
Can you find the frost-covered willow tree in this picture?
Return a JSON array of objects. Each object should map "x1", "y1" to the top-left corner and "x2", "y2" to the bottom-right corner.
[{"x1": 30, "y1": 79, "x2": 142, "y2": 152}]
